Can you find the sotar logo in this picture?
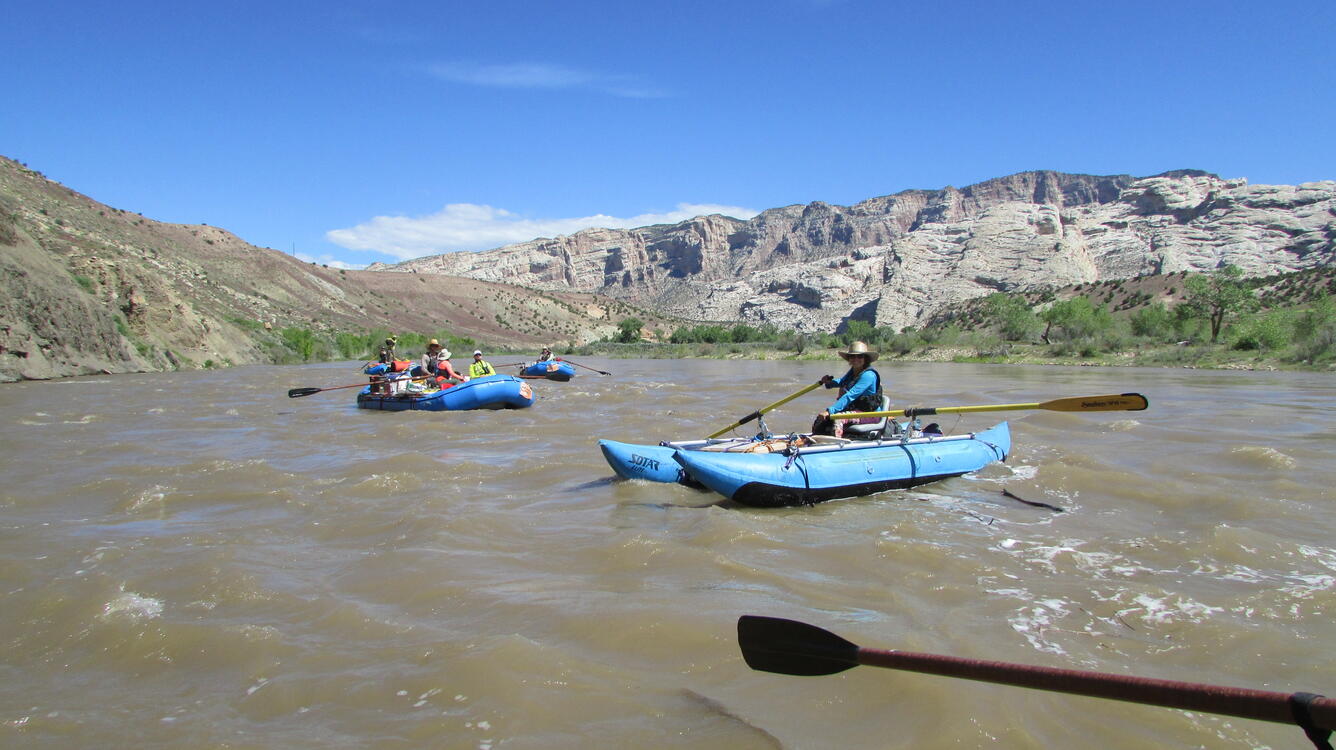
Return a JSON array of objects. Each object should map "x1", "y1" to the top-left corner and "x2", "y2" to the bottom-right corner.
[{"x1": 630, "y1": 454, "x2": 660, "y2": 471}]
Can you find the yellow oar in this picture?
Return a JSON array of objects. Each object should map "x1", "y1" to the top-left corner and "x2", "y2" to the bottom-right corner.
[
  {"x1": 833, "y1": 392, "x2": 1148, "y2": 421},
  {"x1": 708, "y1": 381, "x2": 825, "y2": 439}
]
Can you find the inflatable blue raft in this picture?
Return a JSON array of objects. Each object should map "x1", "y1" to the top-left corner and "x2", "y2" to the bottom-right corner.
[
  {"x1": 599, "y1": 422, "x2": 1009, "y2": 507},
  {"x1": 357, "y1": 374, "x2": 536, "y2": 411},
  {"x1": 519, "y1": 360, "x2": 576, "y2": 381}
]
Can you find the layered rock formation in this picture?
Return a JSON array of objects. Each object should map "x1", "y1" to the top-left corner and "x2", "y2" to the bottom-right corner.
[{"x1": 385, "y1": 170, "x2": 1336, "y2": 332}]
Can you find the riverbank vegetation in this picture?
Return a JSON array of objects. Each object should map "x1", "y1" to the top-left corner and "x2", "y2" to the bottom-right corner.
[
  {"x1": 588, "y1": 265, "x2": 1335, "y2": 370},
  {"x1": 262, "y1": 266, "x2": 1335, "y2": 371}
]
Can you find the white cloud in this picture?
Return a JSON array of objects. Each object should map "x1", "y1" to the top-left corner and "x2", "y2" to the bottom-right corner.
[
  {"x1": 294, "y1": 252, "x2": 360, "y2": 270},
  {"x1": 326, "y1": 202, "x2": 760, "y2": 261},
  {"x1": 428, "y1": 61, "x2": 668, "y2": 98}
]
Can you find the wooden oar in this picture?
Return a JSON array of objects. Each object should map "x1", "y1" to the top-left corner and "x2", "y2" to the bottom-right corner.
[
  {"x1": 493, "y1": 362, "x2": 527, "y2": 369},
  {"x1": 708, "y1": 381, "x2": 824, "y2": 439},
  {"x1": 287, "y1": 374, "x2": 431, "y2": 398},
  {"x1": 833, "y1": 392, "x2": 1148, "y2": 421},
  {"x1": 563, "y1": 359, "x2": 611, "y2": 376},
  {"x1": 737, "y1": 616, "x2": 1336, "y2": 741}
]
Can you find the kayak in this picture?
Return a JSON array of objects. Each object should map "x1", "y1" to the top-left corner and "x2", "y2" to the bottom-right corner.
[
  {"x1": 519, "y1": 360, "x2": 576, "y2": 381},
  {"x1": 357, "y1": 374, "x2": 536, "y2": 411},
  {"x1": 600, "y1": 422, "x2": 1009, "y2": 508}
]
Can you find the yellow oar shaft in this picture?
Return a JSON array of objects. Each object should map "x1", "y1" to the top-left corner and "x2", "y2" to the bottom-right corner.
[
  {"x1": 708, "y1": 381, "x2": 824, "y2": 439},
  {"x1": 833, "y1": 393, "x2": 1148, "y2": 421}
]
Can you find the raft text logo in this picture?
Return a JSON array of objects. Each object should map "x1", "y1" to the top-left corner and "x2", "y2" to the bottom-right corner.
[{"x1": 630, "y1": 454, "x2": 660, "y2": 471}]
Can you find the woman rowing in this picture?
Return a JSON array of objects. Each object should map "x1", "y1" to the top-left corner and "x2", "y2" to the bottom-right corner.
[{"x1": 812, "y1": 340, "x2": 883, "y2": 437}]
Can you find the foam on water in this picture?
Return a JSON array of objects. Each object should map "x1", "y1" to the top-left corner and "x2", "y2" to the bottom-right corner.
[
  {"x1": 100, "y1": 590, "x2": 164, "y2": 621},
  {"x1": 1228, "y1": 444, "x2": 1298, "y2": 470}
]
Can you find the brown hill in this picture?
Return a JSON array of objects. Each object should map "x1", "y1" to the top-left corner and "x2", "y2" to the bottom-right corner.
[{"x1": 0, "y1": 156, "x2": 667, "y2": 381}]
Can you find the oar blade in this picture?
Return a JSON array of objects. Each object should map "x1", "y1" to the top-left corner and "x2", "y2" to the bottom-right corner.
[
  {"x1": 737, "y1": 615, "x2": 861, "y2": 676},
  {"x1": 287, "y1": 387, "x2": 322, "y2": 398},
  {"x1": 1039, "y1": 392, "x2": 1148, "y2": 412}
]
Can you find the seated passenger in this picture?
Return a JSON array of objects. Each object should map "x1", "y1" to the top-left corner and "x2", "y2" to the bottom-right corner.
[{"x1": 432, "y1": 348, "x2": 469, "y2": 386}]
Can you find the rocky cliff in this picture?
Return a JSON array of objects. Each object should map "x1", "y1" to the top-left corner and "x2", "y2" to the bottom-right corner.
[
  {"x1": 384, "y1": 170, "x2": 1336, "y2": 333},
  {"x1": 0, "y1": 156, "x2": 652, "y2": 381}
]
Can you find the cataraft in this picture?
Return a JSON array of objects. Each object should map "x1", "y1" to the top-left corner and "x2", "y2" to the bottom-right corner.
[{"x1": 599, "y1": 392, "x2": 1147, "y2": 508}]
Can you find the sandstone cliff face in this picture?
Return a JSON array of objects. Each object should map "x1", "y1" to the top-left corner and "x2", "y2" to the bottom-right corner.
[{"x1": 390, "y1": 170, "x2": 1336, "y2": 333}]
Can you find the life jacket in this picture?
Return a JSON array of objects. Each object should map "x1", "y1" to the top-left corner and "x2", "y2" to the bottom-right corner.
[{"x1": 839, "y1": 367, "x2": 882, "y2": 413}]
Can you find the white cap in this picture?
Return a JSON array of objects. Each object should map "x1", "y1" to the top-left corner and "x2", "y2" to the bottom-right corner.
[{"x1": 473, "y1": 350, "x2": 482, "y2": 356}]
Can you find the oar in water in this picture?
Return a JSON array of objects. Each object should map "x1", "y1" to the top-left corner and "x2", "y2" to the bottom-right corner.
[
  {"x1": 832, "y1": 392, "x2": 1149, "y2": 421},
  {"x1": 737, "y1": 616, "x2": 1335, "y2": 745},
  {"x1": 708, "y1": 381, "x2": 824, "y2": 439},
  {"x1": 563, "y1": 359, "x2": 611, "y2": 376},
  {"x1": 287, "y1": 374, "x2": 431, "y2": 398}
]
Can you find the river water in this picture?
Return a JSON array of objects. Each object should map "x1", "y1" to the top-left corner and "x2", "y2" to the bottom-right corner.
[{"x1": 1, "y1": 359, "x2": 1332, "y2": 749}]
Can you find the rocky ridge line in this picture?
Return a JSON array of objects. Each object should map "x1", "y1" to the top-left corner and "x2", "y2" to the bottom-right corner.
[{"x1": 381, "y1": 170, "x2": 1336, "y2": 333}]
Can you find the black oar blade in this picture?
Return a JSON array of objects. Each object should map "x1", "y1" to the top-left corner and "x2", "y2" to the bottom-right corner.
[
  {"x1": 737, "y1": 615, "x2": 861, "y2": 676},
  {"x1": 287, "y1": 387, "x2": 322, "y2": 398}
]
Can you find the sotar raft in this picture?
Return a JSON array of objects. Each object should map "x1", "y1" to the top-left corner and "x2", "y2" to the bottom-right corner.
[{"x1": 599, "y1": 393, "x2": 1148, "y2": 508}]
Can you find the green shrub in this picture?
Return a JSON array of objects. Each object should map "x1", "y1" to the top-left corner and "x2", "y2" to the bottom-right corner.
[
  {"x1": 1129, "y1": 302, "x2": 1174, "y2": 340},
  {"x1": 1230, "y1": 311, "x2": 1292, "y2": 351}
]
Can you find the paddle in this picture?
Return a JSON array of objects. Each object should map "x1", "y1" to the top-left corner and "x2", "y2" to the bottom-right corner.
[
  {"x1": 708, "y1": 381, "x2": 824, "y2": 439},
  {"x1": 493, "y1": 362, "x2": 527, "y2": 369},
  {"x1": 564, "y1": 359, "x2": 611, "y2": 376},
  {"x1": 737, "y1": 616, "x2": 1335, "y2": 743},
  {"x1": 832, "y1": 392, "x2": 1148, "y2": 421},
  {"x1": 287, "y1": 374, "x2": 431, "y2": 398}
]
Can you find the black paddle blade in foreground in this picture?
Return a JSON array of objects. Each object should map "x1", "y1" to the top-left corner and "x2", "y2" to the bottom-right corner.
[
  {"x1": 737, "y1": 615, "x2": 861, "y2": 676},
  {"x1": 287, "y1": 387, "x2": 321, "y2": 398}
]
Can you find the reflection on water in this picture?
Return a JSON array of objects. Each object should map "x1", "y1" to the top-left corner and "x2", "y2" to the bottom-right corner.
[{"x1": 1, "y1": 360, "x2": 1333, "y2": 748}]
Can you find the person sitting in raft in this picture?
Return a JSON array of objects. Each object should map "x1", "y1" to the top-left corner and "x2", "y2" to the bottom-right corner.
[
  {"x1": 419, "y1": 339, "x2": 446, "y2": 375},
  {"x1": 812, "y1": 340, "x2": 883, "y2": 438},
  {"x1": 536, "y1": 346, "x2": 554, "y2": 362},
  {"x1": 432, "y1": 347, "x2": 469, "y2": 385},
  {"x1": 377, "y1": 335, "x2": 398, "y2": 363},
  {"x1": 469, "y1": 349, "x2": 496, "y2": 379}
]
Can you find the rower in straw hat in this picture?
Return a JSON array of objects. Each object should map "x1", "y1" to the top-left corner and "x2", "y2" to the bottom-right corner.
[{"x1": 813, "y1": 341, "x2": 884, "y2": 437}]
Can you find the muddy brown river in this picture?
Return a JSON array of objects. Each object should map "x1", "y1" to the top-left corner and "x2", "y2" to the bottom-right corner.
[{"x1": 1, "y1": 358, "x2": 1332, "y2": 748}]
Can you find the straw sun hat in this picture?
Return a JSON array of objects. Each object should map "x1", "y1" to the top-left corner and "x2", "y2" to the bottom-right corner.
[{"x1": 838, "y1": 340, "x2": 879, "y2": 363}]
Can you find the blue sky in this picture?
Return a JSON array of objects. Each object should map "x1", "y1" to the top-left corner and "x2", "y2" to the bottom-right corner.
[{"x1": 4, "y1": 0, "x2": 1333, "y2": 269}]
